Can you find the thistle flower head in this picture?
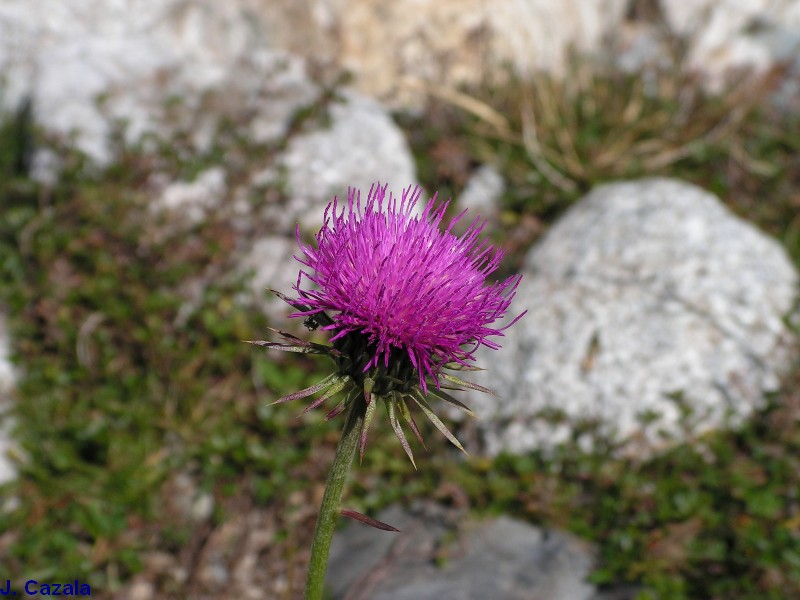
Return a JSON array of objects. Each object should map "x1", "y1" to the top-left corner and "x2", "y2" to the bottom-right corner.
[
  {"x1": 253, "y1": 183, "x2": 524, "y2": 465},
  {"x1": 293, "y1": 183, "x2": 521, "y2": 390}
]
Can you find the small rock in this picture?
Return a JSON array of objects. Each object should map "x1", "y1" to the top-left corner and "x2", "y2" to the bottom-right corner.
[
  {"x1": 127, "y1": 578, "x2": 155, "y2": 600},
  {"x1": 167, "y1": 471, "x2": 215, "y2": 524},
  {"x1": 153, "y1": 167, "x2": 227, "y2": 227},
  {"x1": 327, "y1": 503, "x2": 596, "y2": 600},
  {"x1": 660, "y1": 0, "x2": 800, "y2": 95},
  {"x1": 238, "y1": 235, "x2": 301, "y2": 323},
  {"x1": 458, "y1": 164, "x2": 504, "y2": 220},
  {"x1": 280, "y1": 91, "x2": 418, "y2": 231},
  {"x1": 614, "y1": 21, "x2": 675, "y2": 77},
  {"x1": 191, "y1": 492, "x2": 214, "y2": 522},
  {"x1": 466, "y1": 178, "x2": 798, "y2": 456}
]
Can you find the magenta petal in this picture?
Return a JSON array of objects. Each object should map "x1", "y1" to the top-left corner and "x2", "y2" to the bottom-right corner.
[{"x1": 290, "y1": 183, "x2": 523, "y2": 387}]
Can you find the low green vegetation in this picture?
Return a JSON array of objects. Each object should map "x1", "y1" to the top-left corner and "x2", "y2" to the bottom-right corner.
[
  {"x1": 0, "y1": 117, "x2": 330, "y2": 594},
  {"x1": 0, "y1": 56, "x2": 798, "y2": 599}
]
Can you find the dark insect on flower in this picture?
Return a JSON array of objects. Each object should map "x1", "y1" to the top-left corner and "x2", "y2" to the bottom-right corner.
[
  {"x1": 249, "y1": 183, "x2": 524, "y2": 467},
  {"x1": 303, "y1": 316, "x2": 320, "y2": 331}
]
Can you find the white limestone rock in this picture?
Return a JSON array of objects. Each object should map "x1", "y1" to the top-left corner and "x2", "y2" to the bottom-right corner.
[
  {"x1": 0, "y1": 0, "x2": 318, "y2": 165},
  {"x1": 468, "y1": 178, "x2": 799, "y2": 456},
  {"x1": 152, "y1": 167, "x2": 227, "y2": 228},
  {"x1": 259, "y1": 0, "x2": 629, "y2": 107},
  {"x1": 238, "y1": 236, "x2": 301, "y2": 323},
  {"x1": 244, "y1": 90, "x2": 419, "y2": 323},
  {"x1": 280, "y1": 91, "x2": 418, "y2": 231},
  {"x1": 660, "y1": 0, "x2": 800, "y2": 95},
  {"x1": 458, "y1": 165, "x2": 505, "y2": 219}
]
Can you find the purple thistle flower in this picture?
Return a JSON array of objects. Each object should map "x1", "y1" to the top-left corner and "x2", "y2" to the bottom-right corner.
[
  {"x1": 252, "y1": 182, "x2": 525, "y2": 464},
  {"x1": 291, "y1": 183, "x2": 523, "y2": 393}
]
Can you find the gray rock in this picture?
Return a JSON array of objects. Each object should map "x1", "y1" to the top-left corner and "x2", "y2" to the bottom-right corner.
[
  {"x1": 466, "y1": 178, "x2": 798, "y2": 456},
  {"x1": 327, "y1": 503, "x2": 595, "y2": 600},
  {"x1": 280, "y1": 91, "x2": 418, "y2": 231}
]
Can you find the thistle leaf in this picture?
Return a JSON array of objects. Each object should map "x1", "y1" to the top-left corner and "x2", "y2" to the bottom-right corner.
[
  {"x1": 363, "y1": 377, "x2": 375, "y2": 405},
  {"x1": 245, "y1": 340, "x2": 327, "y2": 355},
  {"x1": 398, "y1": 396, "x2": 426, "y2": 449},
  {"x1": 270, "y1": 289, "x2": 334, "y2": 326},
  {"x1": 325, "y1": 387, "x2": 357, "y2": 421},
  {"x1": 265, "y1": 328, "x2": 311, "y2": 344},
  {"x1": 438, "y1": 383, "x2": 469, "y2": 392},
  {"x1": 267, "y1": 328, "x2": 343, "y2": 357},
  {"x1": 442, "y1": 362, "x2": 485, "y2": 372},
  {"x1": 440, "y1": 372, "x2": 497, "y2": 396},
  {"x1": 359, "y1": 393, "x2": 378, "y2": 462},
  {"x1": 245, "y1": 339, "x2": 279, "y2": 347},
  {"x1": 428, "y1": 388, "x2": 477, "y2": 418},
  {"x1": 411, "y1": 390, "x2": 467, "y2": 455},
  {"x1": 341, "y1": 509, "x2": 400, "y2": 532},
  {"x1": 269, "y1": 373, "x2": 339, "y2": 405},
  {"x1": 248, "y1": 329, "x2": 342, "y2": 358},
  {"x1": 387, "y1": 395, "x2": 416, "y2": 469},
  {"x1": 301, "y1": 378, "x2": 351, "y2": 413},
  {"x1": 325, "y1": 399, "x2": 348, "y2": 421},
  {"x1": 270, "y1": 289, "x2": 312, "y2": 312}
]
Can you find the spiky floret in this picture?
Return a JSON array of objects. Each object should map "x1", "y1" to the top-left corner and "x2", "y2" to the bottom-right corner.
[
  {"x1": 250, "y1": 183, "x2": 524, "y2": 465},
  {"x1": 291, "y1": 183, "x2": 522, "y2": 392}
]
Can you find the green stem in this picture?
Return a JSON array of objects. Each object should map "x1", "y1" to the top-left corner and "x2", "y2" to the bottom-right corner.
[{"x1": 304, "y1": 396, "x2": 364, "y2": 600}]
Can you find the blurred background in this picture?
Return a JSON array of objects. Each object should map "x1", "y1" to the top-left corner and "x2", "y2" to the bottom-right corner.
[{"x1": 0, "y1": 1, "x2": 799, "y2": 598}]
